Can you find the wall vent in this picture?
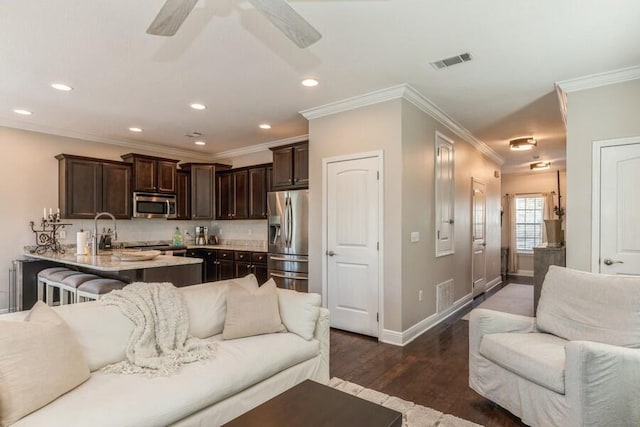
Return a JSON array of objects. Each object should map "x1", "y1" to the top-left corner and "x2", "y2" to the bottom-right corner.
[
  {"x1": 436, "y1": 279, "x2": 455, "y2": 313},
  {"x1": 430, "y1": 52, "x2": 472, "y2": 70}
]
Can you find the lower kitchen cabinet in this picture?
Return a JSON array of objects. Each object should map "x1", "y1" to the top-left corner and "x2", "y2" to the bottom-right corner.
[{"x1": 186, "y1": 249, "x2": 268, "y2": 284}]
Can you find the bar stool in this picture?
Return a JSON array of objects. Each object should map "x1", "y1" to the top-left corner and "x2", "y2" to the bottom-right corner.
[
  {"x1": 44, "y1": 270, "x2": 84, "y2": 306},
  {"x1": 77, "y1": 278, "x2": 127, "y2": 302},
  {"x1": 36, "y1": 267, "x2": 68, "y2": 303},
  {"x1": 58, "y1": 273, "x2": 101, "y2": 304}
]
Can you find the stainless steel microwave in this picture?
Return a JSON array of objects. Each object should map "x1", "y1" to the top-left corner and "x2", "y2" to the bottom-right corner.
[{"x1": 132, "y1": 192, "x2": 177, "y2": 219}]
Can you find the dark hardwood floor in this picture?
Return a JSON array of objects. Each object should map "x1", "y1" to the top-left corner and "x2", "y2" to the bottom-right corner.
[{"x1": 330, "y1": 275, "x2": 533, "y2": 427}]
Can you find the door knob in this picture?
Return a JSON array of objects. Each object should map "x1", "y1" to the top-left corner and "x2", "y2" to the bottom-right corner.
[
  {"x1": 603, "y1": 258, "x2": 624, "y2": 266},
  {"x1": 326, "y1": 250, "x2": 337, "y2": 256}
]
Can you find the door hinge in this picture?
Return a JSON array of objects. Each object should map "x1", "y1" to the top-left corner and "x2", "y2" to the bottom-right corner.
[
  {"x1": 377, "y1": 241, "x2": 379, "y2": 251},
  {"x1": 437, "y1": 230, "x2": 440, "y2": 239},
  {"x1": 376, "y1": 171, "x2": 380, "y2": 180},
  {"x1": 437, "y1": 147, "x2": 440, "y2": 156},
  {"x1": 376, "y1": 312, "x2": 379, "y2": 322}
]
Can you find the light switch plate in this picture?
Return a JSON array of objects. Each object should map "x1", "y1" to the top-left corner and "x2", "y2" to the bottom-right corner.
[{"x1": 410, "y1": 232, "x2": 420, "y2": 243}]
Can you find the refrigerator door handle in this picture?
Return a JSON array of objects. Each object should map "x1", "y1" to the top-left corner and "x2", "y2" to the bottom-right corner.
[
  {"x1": 282, "y1": 197, "x2": 289, "y2": 248},
  {"x1": 270, "y1": 272, "x2": 309, "y2": 281},
  {"x1": 287, "y1": 196, "x2": 293, "y2": 247}
]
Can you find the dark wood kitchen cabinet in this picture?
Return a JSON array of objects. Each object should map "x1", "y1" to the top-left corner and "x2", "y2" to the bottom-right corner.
[
  {"x1": 248, "y1": 166, "x2": 268, "y2": 219},
  {"x1": 216, "y1": 170, "x2": 249, "y2": 220},
  {"x1": 121, "y1": 153, "x2": 179, "y2": 194},
  {"x1": 235, "y1": 251, "x2": 268, "y2": 284},
  {"x1": 57, "y1": 154, "x2": 131, "y2": 219},
  {"x1": 181, "y1": 163, "x2": 231, "y2": 220},
  {"x1": 175, "y1": 170, "x2": 190, "y2": 220},
  {"x1": 270, "y1": 142, "x2": 308, "y2": 190}
]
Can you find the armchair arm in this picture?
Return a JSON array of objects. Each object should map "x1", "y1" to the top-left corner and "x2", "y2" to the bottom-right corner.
[
  {"x1": 566, "y1": 341, "x2": 640, "y2": 427},
  {"x1": 469, "y1": 308, "x2": 536, "y2": 356},
  {"x1": 312, "y1": 308, "x2": 330, "y2": 384}
]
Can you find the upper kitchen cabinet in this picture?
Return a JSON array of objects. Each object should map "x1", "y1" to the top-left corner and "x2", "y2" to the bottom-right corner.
[
  {"x1": 248, "y1": 166, "x2": 268, "y2": 219},
  {"x1": 216, "y1": 169, "x2": 249, "y2": 220},
  {"x1": 181, "y1": 163, "x2": 231, "y2": 220},
  {"x1": 270, "y1": 141, "x2": 308, "y2": 189},
  {"x1": 175, "y1": 170, "x2": 191, "y2": 220},
  {"x1": 57, "y1": 154, "x2": 131, "y2": 219},
  {"x1": 121, "y1": 153, "x2": 178, "y2": 193}
]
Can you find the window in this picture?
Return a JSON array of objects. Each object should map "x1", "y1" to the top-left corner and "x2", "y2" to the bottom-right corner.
[{"x1": 515, "y1": 195, "x2": 543, "y2": 252}]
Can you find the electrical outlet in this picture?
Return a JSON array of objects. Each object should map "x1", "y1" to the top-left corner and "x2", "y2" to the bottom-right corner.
[
  {"x1": 410, "y1": 232, "x2": 420, "y2": 243},
  {"x1": 418, "y1": 290, "x2": 423, "y2": 301}
]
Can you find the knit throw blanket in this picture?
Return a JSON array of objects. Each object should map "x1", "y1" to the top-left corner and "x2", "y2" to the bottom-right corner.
[{"x1": 101, "y1": 282, "x2": 216, "y2": 376}]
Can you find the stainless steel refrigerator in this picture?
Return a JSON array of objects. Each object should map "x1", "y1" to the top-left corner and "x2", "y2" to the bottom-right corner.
[{"x1": 267, "y1": 189, "x2": 309, "y2": 292}]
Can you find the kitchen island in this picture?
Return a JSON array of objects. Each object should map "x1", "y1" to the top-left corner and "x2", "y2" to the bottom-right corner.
[{"x1": 25, "y1": 251, "x2": 203, "y2": 287}]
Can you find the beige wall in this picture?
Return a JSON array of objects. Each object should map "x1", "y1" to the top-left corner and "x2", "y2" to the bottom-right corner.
[
  {"x1": 308, "y1": 98, "x2": 500, "y2": 334},
  {"x1": 501, "y1": 171, "x2": 567, "y2": 274},
  {"x1": 308, "y1": 100, "x2": 404, "y2": 331},
  {"x1": 565, "y1": 79, "x2": 640, "y2": 270},
  {"x1": 218, "y1": 150, "x2": 272, "y2": 168},
  {"x1": 400, "y1": 100, "x2": 501, "y2": 329}
]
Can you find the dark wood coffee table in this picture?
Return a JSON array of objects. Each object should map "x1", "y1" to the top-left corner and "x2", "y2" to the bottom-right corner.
[{"x1": 223, "y1": 380, "x2": 402, "y2": 427}]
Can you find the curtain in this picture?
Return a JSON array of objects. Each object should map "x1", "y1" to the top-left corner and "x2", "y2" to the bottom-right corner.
[
  {"x1": 507, "y1": 194, "x2": 518, "y2": 273},
  {"x1": 541, "y1": 192, "x2": 554, "y2": 244}
]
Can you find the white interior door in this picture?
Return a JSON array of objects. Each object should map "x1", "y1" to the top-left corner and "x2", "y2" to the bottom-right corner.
[
  {"x1": 326, "y1": 155, "x2": 380, "y2": 337},
  {"x1": 598, "y1": 141, "x2": 640, "y2": 275},
  {"x1": 472, "y1": 178, "x2": 486, "y2": 296}
]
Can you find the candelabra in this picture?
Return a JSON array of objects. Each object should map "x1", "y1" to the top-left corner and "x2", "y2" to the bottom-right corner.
[{"x1": 29, "y1": 213, "x2": 71, "y2": 254}]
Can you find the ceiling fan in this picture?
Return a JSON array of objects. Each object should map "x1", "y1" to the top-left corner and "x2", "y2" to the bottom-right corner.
[{"x1": 147, "y1": 0, "x2": 322, "y2": 48}]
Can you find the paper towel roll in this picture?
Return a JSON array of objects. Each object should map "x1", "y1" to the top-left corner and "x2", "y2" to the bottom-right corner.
[{"x1": 76, "y1": 231, "x2": 89, "y2": 255}]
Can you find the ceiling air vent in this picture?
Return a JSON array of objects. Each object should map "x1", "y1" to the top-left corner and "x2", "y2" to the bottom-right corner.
[
  {"x1": 430, "y1": 52, "x2": 472, "y2": 70},
  {"x1": 185, "y1": 131, "x2": 203, "y2": 138}
]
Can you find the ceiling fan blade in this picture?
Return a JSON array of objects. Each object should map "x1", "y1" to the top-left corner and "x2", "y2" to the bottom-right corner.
[
  {"x1": 248, "y1": 0, "x2": 322, "y2": 48},
  {"x1": 147, "y1": 0, "x2": 199, "y2": 36}
]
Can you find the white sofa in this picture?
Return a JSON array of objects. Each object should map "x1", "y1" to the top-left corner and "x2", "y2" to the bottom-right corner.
[
  {"x1": 469, "y1": 266, "x2": 640, "y2": 427},
  {"x1": 0, "y1": 279, "x2": 330, "y2": 427}
]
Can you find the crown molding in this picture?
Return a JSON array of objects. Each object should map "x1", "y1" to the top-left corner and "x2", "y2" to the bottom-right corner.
[
  {"x1": 0, "y1": 118, "x2": 207, "y2": 160},
  {"x1": 301, "y1": 84, "x2": 504, "y2": 166},
  {"x1": 210, "y1": 134, "x2": 309, "y2": 160},
  {"x1": 300, "y1": 85, "x2": 407, "y2": 120},
  {"x1": 555, "y1": 65, "x2": 640, "y2": 93}
]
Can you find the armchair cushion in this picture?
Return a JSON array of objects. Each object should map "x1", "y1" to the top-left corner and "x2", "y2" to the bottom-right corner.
[
  {"x1": 537, "y1": 266, "x2": 640, "y2": 348},
  {"x1": 480, "y1": 332, "x2": 567, "y2": 394}
]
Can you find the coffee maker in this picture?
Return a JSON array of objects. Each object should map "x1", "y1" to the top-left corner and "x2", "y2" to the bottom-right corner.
[{"x1": 194, "y1": 226, "x2": 208, "y2": 245}]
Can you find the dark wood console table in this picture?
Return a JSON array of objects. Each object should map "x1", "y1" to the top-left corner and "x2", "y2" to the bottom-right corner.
[{"x1": 533, "y1": 245, "x2": 566, "y2": 312}]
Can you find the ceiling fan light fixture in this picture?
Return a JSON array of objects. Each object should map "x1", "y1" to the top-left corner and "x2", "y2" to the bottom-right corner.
[
  {"x1": 509, "y1": 137, "x2": 537, "y2": 151},
  {"x1": 530, "y1": 161, "x2": 551, "y2": 170},
  {"x1": 301, "y1": 78, "x2": 319, "y2": 87},
  {"x1": 190, "y1": 103, "x2": 206, "y2": 110}
]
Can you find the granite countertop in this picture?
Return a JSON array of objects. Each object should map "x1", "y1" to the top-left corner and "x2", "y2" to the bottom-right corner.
[
  {"x1": 24, "y1": 251, "x2": 202, "y2": 272},
  {"x1": 187, "y1": 243, "x2": 267, "y2": 253}
]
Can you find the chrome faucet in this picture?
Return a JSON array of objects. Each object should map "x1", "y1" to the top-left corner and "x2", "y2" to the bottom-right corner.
[{"x1": 92, "y1": 212, "x2": 117, "y2": 256}]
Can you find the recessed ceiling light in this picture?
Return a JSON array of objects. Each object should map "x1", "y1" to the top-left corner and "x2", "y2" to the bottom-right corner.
[
  {"x1": 51, "y1": 83, "x2": 73, "y2": 91},
  {"x1": 301, "y1": 78, "x2": 319, "y2": 87},
  {"x1": 190, "y1": 103, "x2": 206, "y2": 110},
  {"x1": 13, "y1": 109, "x2": 32, "y2": 116},
  {"x1": 128, "y1": 127, "x2": 143, "y2": 133},
  {"x1": 509, "y1": 137, "x2": 537, "y2": 151},
  {"x1": 194, "y1": 141, "x2": 206, "y2": 146},
  {"x1": 259, "y1": 123, "x2": 271, "y2": 129}
]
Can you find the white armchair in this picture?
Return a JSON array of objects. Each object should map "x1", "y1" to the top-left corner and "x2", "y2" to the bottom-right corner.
[{"x1": 469, "y1": 266, "x2": 640, "y2": 427}]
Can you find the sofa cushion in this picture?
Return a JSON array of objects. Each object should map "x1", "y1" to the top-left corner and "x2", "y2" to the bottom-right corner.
[
  {"x1": 223, "y1": 279, "x2": 285, "y2": 340},
  {"x1": 180, "y1": 275, "x2": 260, "y2": 339},
  {"x1": 0, "y1": 302, "x2": 90, "y2": 426},
  {"x1": 480, "y1": 332, "x2": 567, "y2": 394},
  {"x1": 277, "y1": 286, "x2": 321, "y2": 340},
  {"x1": 12, "y1": 332, "x2": 320, "y2": 427},
  {"x1": 537, "y1": 266, "x2": 640, "y2": 348}
]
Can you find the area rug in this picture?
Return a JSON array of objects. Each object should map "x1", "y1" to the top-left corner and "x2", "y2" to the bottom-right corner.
[
  {"x1": 329, "y1": 377, "x2": 482, "y2": 427},
  {"x1": 461, "y1": 283, "x2": 533, "y2": 321}
]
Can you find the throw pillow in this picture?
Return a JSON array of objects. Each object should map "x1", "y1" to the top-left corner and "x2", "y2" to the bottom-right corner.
[
  {"x1": 222, "y1": 279, "x2": 285, "y2": 340},
  {"x1": 0, "y1": 301, "x2": 90, "y2": 426},
  {"x1": 277, "y1": 285, "x2": 322, "y2": 341}
]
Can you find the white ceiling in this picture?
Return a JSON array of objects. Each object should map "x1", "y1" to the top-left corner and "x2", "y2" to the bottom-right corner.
[{"x1": 2, "y1": 0, "x2": 640, "y2": 173}]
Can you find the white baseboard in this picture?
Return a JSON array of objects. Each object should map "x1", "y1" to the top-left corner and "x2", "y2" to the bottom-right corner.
[
  {"x1": 379, "y1": 293, "x2": 473, "y2": 346},
  {"x1": 0, "y1": 308, "x2": 9, "y2": 315},
  {"x1": 515, "y1": 270, "x2": 534, "y2": 277},
  {"x1": 485, "y1": 276, "x2": 502, "y2": 292}
]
